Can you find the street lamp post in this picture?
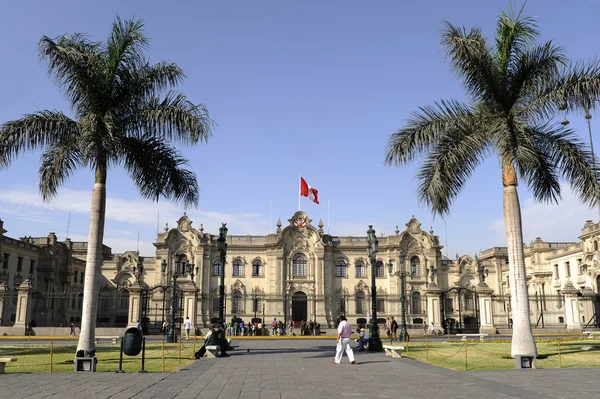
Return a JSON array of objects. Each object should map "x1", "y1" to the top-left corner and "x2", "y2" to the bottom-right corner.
[
  {"x1": 366, "y1": 225, "x2": 383, "y2": 352},
  {"x1": 388, "y1": 252, "x2": 411, "y2": 342},
  {"x1": 166, "y1": 257, "x2": 185, "y2": 343},
  {"x1": 217, "y1": 223, "x2": 228, "y2": 328}
]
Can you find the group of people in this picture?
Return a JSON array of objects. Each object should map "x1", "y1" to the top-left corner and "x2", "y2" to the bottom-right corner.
[
  {"x1": 299, "y1": 319, "x2": 321, "y2": 336},
  {"x1": 225, "y1": 318, "x2": 267, "y2": 336}
]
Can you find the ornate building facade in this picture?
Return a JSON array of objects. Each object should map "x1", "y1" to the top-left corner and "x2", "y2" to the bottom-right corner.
[{"x1": 2, "y1": 212, "x2": 600, "y2": 334}]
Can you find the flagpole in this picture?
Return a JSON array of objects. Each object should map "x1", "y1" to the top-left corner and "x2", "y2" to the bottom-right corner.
[
  {"x1": 299, "y1": 173, "x2": 301, "y2": 211},
  {"x1": 327, "y1": 200, "x2": 330, "y2": 234}
]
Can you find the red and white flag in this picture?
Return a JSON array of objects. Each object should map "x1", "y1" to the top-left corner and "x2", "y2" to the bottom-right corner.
[{"x1": 300, "y1": 177, "x2": 319, "y2": 204}]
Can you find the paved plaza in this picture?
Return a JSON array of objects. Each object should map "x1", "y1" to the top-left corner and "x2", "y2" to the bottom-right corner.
[{"x1": 0, "y1": 339, "x2": 597, "y2": 398}]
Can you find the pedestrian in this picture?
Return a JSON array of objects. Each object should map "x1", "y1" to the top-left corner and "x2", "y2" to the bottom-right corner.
[
  {"x1": 162, "y1": 320, "x2": 168, "y2": 336},
  {"x1": 390, "y1": 317, "x2": 398, "y2": 341},
  {"x1": 333, "y1": 315, "x2": 355, "y2": 365},
  {"x1": 69, "y1": 323, "x2": 75, "y2": 336},
  {"x1": 136, "y1": 320, "x2": 141, "y2": 331},
  {"x1": 272, "y1": 318, "x2": 278, "y2": 336},
  {"x1": 183, "y1": 316, "x2": 192, "y2": 340},
  {"x1": 300, "y1": 320, "x2": 306, "y2": 336},
  {"x1": 288, "y1": 318, "x2": 294, "y2": 336},
  {"x1": 423, "y1": 320, "x2": 427, "y2": 335}
]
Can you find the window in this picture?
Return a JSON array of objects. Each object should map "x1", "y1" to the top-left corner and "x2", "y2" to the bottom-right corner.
[
  {"x1": 558, "y1": 316, "x2": 564, "y2": 323},
  {"x1": 356, "y1": 291, "x2": 365, "y2": 314},
  {"x1": 252, "y1": 298, "x2": 262, "y2": 313},
  {"x1": 3, "y1": 253, "x2": 9, "y2": 269},
  {"x1": 17, "y1": 257, "x2": 23, "y2": 272},
  {"x1": 212, "y1": 299, "x2": 219, "y2": 312},
  {"x1": 444, "y1": 298, "x2": 454, "y2": 312},
  {"x1": 375, "y1": 261, "x2": 384, "y2": 278},
  {"x1": 231, "y1": 290, "x2": 243, "y2": 315},
  {"x1": 73, "y1": 271, "x2": 78, "y2": 284},
  {"x1": 252, "y1": 260, "x2": 263, "y2": 277},
  {"x1": 376, "y1": 299, "x2": 385, "y2": 312},
  {"x1": 411, "y1": 292, "x2": 422, "y2": 314},
  {"x1": 410, "y1": 256, "x2": 420, "y2": 276},
  {"x1": 554, "y1": 264, "x2": 559, "y2": 279},
  {"x1": 80, "y1": 272, "x2": 84, "y2": 284},
  {"x1": 355, "y1": 261, "x2": 366, "y2": 277},
  {"x1": 233, "y1": 259, "x2": 244, "y2": 276},
  {"x1": 293, "y1": 253, "x2": 307, "y2": 276},
  {"x1": 336, "y1": 260, "x2": 347, "y2": 277},
  {"x1": 464, "y1": 292, "x2": 474, "y2": 311},
  {"x1": 595, "y1": 241, "x2": 599, "y2": 251},
  {"x1": 338, "y1": 299, "x2": 346, "y2": 314},
  {"x1": 565, "y1": 261, "x2": 571, "y2": 278},
  {"x1": 213, "y1": 260, "x2": 222, "y2": 276},
  {"x1": 29, "y1": 260, "x2": 35, "y2": 275}
]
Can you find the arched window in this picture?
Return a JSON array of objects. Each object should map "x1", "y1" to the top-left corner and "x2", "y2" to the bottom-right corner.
[
  {"x1": 336, "y1": 260, "x2": 347, "y2": 277},
  {"x1": 231, "y1": 290, "x2": 243, "y2": 315},
  {"x1": 252, "y1": 260, "x2": 263, "y2": 277},
  {"x1": 375, "y1": 261, "x2": 384, "y2": 277},
  {"x1": 356, "y1": 291, "x2": 365, "y2": 314},
  {"x1": 293, "y1": 253, "x2": 307, "y2": 276},
  {"x1": 213, "y1": 260, "x2": 222, "y2": 276},
  {"x1": 355, "y1": 261, "x2": 366, "y2": 277},
  {"x1": 233, "y1": 259, "x2": 244, "y2": 276},
  {"x1": 411, "y1": 291, "x2": 422, "y2": 314},
  {"x1": 410, "y1": 256, "x2": 420, "y2": 276}
]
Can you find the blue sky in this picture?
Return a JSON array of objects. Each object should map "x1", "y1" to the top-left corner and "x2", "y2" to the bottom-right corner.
[{"x1": 1, "y1": 0, "x2": 599, "y2": 256}]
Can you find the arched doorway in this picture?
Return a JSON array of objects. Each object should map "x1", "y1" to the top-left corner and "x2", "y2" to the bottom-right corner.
[{"x1": 292, "y1": 291, "x2": 307, "y2": 322}]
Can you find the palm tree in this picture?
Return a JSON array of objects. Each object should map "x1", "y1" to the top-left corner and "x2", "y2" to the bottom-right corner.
[
  {"x1": 0, "y1": 17, "x2": 213, "y2": 358},
  {"x1": 384, "y1": 7, "x2": 600, "y2": 357}
]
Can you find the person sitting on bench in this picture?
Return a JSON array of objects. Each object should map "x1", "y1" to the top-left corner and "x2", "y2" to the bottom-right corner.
[{"x1": 203, "y1": 325, "x2": 231, "y2": 357}]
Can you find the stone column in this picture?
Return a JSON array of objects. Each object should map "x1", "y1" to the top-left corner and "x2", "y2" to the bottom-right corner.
[
  {"x1": 425, "y1": 284, "x2": 442, "y2": 329},
  {"x1": 127, "y1": 282, "x2": 143, "y2": 328},
  {"x1": 182, "y1": 282, "x2": 198, "y2": 328},
  {"x1": 562, "y1": 283, "x2": 582, "y2": 332},
  {"x1": 0, "y1": 282, "x2": 7, "y2": 323},
  {"x1": 14, "y1": 279, "x2": 33, "y2": 332},
  {"x1": 477, "y1": 284, "x2": 495, "y2": 334},
  {"x1": 581, "y1": 287, "x2": 595, "y2": 326}
]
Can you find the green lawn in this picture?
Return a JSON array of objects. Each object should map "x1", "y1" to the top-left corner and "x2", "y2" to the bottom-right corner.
[
  {"x1": 399, "y1": 338, "x2": 600, "y2": 371},
  {"x1": 0, "y1": 340, "x2": 200, "y2": 373}
]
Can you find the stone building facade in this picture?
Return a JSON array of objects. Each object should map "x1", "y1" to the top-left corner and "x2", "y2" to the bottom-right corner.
[{"x1": 2, "y1": 213, "x2": 600, "y2": 334}]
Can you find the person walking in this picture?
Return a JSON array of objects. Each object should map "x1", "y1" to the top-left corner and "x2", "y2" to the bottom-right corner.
[
  {"x1": 69, "y1": 323, "x2": 76, "y2": 337},
  {"x1": 390, "y1": 317, "x2": 398, "y2": 341},
  {"x1": 183, "y1": 316, "x2": 192, "y2": 340},
  {"x1": 333, "y1": 315, "x2": 355, "y2": 365},
  {"x1": 288, "y1": 318, "x2": 294, "y2": 336},
  {"x1": 271, "y1": 318, "x2": 278, "y2": 336}
]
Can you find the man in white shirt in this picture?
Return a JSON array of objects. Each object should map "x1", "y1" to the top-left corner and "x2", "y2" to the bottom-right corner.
[
  {"x1": 333, "y1": 315, "x2": 356, "y2": 365},
  {"x1": 183, "y1": 316, "x2": 192, "y2": 340}
]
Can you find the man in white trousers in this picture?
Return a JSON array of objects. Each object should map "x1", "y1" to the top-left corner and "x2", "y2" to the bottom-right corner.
[{"x1": 333, "y1": 315, "x2": 356, "y2": 365}]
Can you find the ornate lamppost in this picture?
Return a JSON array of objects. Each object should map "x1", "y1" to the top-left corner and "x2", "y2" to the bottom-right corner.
[
  {"x1": 217, "y1": 223, "x2": 228, "y2": 328},
  {"x1": 366, "y1": 225, "x2": 383, "y2": 352},
  {"x1": 387, "y1": 252, "x2": 412, "y2": 342},
  {"x1": 166, "y1": 256, "x2": 186, "y2": 343}
]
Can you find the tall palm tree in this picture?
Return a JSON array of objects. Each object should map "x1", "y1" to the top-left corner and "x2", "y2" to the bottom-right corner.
[
  {"x1": 0, "y1": 17, "x2": 213, "y2": 357},
  {"x1": 384, "y1": 7, "x2": 600, "y2": 357}
]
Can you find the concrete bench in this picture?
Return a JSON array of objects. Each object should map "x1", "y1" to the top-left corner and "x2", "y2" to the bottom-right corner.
[
  {"x1": 383, "y1": 345, "x2": 404, "y2": 358},
  {"x1": 205, "y1": 345, "x2": 220, "y2": 358},
  {"x1": 95, "y1": 336, "x2": 119, "y2": 344},
  {"x1": 0, "y1": 357, "x2": 17, "y2": 373},
  {"x1": 583, "y1": 331, "x2": 600, "y2": 339},
  {"x1": 456, "y1": 333, "x2": 488, "y2": 342}
]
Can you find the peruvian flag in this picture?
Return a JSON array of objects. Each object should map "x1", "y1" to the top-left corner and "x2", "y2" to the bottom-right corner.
[{"x1": 300, "y1": 176, "x2": 319, "y2": 204}]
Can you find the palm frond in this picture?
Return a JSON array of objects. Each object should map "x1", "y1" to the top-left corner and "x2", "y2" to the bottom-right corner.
[
  {"x1": 39, "y1": 34, "x2": 104, "y2": 111},
  {"x1": 106, "y1": 16, "x2": 148, "y2": 82},
  {"x1": 39, "y1": 138, "x2": 83, "y2": 200},
  {"x1": 529, "y1": 124, "x2": 600, "y2": 207},
  {"x1": 384, "y1": 100, "x2": 474, "y2": 166},
  {"x1": 120, "y1": 135, "x2": 199, "y2": 207},
  {"x1": 126, "y1": 91, "x2": 214, "y2": 144},
  {"x1": 441, "y1": 22, "x2": 502, "y2": 107},
  {"x1": 415, "y1": 119, "x2": 492, "y2": 216},
  {"x1": 0, "y1": 111, "x2": 79, "y2": 168},
  {"x1": 494, "y1": 6, "x2": 539, "y2": 75}
]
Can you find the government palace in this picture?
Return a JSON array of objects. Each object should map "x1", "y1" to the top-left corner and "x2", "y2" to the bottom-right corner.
[{"x1": 2, "y1": 210, "x2": 600, "y2": 334}]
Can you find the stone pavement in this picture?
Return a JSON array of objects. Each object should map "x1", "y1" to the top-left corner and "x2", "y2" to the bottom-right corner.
[{"x1": 0, "y1": 339, "x2": 597, "y2": 399}]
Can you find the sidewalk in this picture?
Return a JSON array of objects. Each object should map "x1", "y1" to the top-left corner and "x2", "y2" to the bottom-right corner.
[{"x1": 0, "y1": 339, "x2": 597, "y2": 398}]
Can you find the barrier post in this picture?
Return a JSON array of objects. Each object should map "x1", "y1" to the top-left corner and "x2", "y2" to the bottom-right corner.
[
  {"x1": 464, "y1": 340, "x2": 468, "y2": 371},
  {"x1": 139, "y1": 337, "x2": 147, "y2": 373},
  {"x1": 50, "y1": 340, "x2": 53, "y2": 373},
  {"x1": 178, "y1": 340, "x2": 182, "y2": 363},
  {"x1": 426, "y1": 336, "x2": 429, "y2": 362},
  {"x1": 558, "y1": 340, "x2": 562, "y2": 368},
  {"x1": 162, "y1": 340, "x2": 165, "y2": 372}
]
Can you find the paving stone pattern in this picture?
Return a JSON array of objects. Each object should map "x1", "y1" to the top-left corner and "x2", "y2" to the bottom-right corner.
[{"x1": 0, "y1": 339, "x2": 597, "y2": 398}]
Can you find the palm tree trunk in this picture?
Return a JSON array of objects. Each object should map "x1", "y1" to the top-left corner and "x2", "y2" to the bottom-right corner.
[
  {"x1": 502, "y1": 162, "x2": 537, "y2": 358},
  {"x1": 76, "y1": 166, "x2": 107, "y2": 357}
]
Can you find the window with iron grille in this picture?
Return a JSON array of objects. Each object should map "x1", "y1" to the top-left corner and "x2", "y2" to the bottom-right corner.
[
  {"x1": 356, "y1": 291, "x2": 365, "y2": 314},
  {"x1": 293, "y1": 253, "x2": 307, "y2": 276},
  {"x1": 355, "y1": 261, "x2": 366, "y2": 277},
  {"x1": 252, "y1": 260, "x2": 263, "y2": 276},
  {"x1": 252, "y1": 298, "x2": 262, "y2": 312},
  {"x1": 212, "y1": 299, "x2": 219, "y2": 312},
  {"x1": 233, "y1": 259, "x2": 244, "y2": 276},
  {"x1": 213, "y1": 260, "x2": 222, "y2": 276},
  {"x1": 444, "y1": 298, "x2": 454, "y2": 312},
  {"x1": 336, "y1": 260, "x2": 347, "y2": 277},
  {"x1": 3, "y1": 253, "x2": 9, "y2": 269},
  {"x1": 17, "y1": 257, "x2": 23, "y2": 272},
  {"x1": 410, "y1": 256, "x2": 420, "y2": 276},
  {"x1": 464, "y1": 292, "x2": 475, "y2": 311},
  {"x1": 375, "y1": 261, "x2": 384, "y2": 277},
  {"x1": 29, "y1": 260, "x2": 35, "y2": 275},
  {"x1": 231, "y1": 290, "x2": 243, "y2": 314},
  {"x1": 376, "y1": 299, "x2": 385, "y2": 312},
  {"x1": 411, "y1": 291, "x2": 422, "y2": 314}
]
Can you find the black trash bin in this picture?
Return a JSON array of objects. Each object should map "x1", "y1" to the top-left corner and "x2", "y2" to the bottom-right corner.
[{"x1": 123, "y1": 327, "x2": 142, "y2": 356}]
